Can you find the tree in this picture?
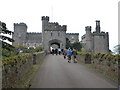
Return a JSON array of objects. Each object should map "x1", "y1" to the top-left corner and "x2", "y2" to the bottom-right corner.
[
  {"x1": 71, "y1": 42, "x2": 82, "y2": 51},
  {"x1": 66, "y1": 38, "x2": 72, "y2": 49},
  {"x1": 113, "y1": 45, "x2": 120, "y2": 55},
  {"x1": 0, "y1": 22, "x2": 14, "y2": 56}
]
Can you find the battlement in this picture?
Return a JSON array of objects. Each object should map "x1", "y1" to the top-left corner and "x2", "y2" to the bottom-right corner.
[
  {"x1": 27, "y1": 32, "x2": 42, "y2": 34},
  {"x1": 96, "y1": 20, "x2": 100, "y2": 25},
  {"x1": 92, "y1": 31, "x2": 108, "y2": 36},
  {"x1": 41, "y1": 16, "x2": 49, "y2": 21},
  {"x1": 85, "y1": 26, "x2": 91, "y2": 32},
  {"x1": 81, "y1": 34, "x2": 86, "y2": 39},
  {"x1": 14, "y1": 22, "x2": 27, "y2": 28},
  {"x1": 66, "y1": 33, "x2": 79, "y2": 35},
  {"x1": 45, "y1": 22, "x2": 67, "y2": 31},
  {"x1": 49, "y1": 22, "x2": 59, "y2": 26},
  {"x1": 62, "y1": 25, "x2": 67, "y2": 31}
]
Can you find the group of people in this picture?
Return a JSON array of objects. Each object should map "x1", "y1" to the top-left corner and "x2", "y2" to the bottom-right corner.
[
  {"x1": 51, "y1": 48, "x2": 64, "y2": 55},
  {"x1": 63, "y1": 48, "x2": 77, "y2": 63},
  {"x1": 49, "y1": 47, "x2": 77, "y2": 63}
]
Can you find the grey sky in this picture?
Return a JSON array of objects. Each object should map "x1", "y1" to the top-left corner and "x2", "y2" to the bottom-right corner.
[{"x1": 0, "y1": 0, "x2": 119, "y2": 51}]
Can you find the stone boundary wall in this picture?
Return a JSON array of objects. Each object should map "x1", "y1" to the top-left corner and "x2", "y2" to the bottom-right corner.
[
  {"x1": 2, "y1": 51, "x2": 45, "y2": 88},
  {"x1": 76, "y1": 53, "x2": 119, "y2": 80}
]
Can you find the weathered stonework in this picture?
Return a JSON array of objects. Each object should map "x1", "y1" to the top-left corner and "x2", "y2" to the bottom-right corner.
[
  {"x1": 12, "y1": 17, "x2": 109, "y2": 53},
  {"x1": 2, "y1": 52, "x2": 45, "y2": 88},
  {"x1": 12, "y1": 16, "x2": 79, "y2": 50},
  {"x1": 81, "y1": 20, "x2": 109, "y2": 54}
]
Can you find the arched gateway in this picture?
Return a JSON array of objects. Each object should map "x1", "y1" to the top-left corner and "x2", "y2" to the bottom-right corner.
[
  {"x1": 42, "y1": 16, "x2": 66, "y2": 51},
  {"x1": 49, "y1": 39, "x2": 63, "y2": 50}
]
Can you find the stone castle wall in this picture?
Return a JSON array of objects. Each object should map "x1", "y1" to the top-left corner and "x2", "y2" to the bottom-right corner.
[
  {"x1": 26, "y1": 32, "x2": 42, "y2": 46},
  {"x1": 76, "y1": 53, "x2": 118, "y2": 81},
  {"x1": 41, "y1": 16, "x2": 79, "y2": 50},
  {"x1": 12, "y1": 16, "x2": 79, "y2": 50},
  {"x1": 81, "y1": 21, "x2": 109, "y2": 54},
  {"x1": 2, "y1": 52, "x2": 45, "y2": 88},
  {"x1": 43, "y1": 30, "x2": 66, "y2": 50},
  {"x1": 66, "y1": 33, "x2": 79, "y2": 43},
  {"x1": 93, "y1": 32, "x2": 109, "y2": 53}
]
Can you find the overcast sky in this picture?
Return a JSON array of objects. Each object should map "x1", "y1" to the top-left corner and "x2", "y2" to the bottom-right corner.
[{"x1": 0, "y1": 0, "x2": 119, "y2": 51}]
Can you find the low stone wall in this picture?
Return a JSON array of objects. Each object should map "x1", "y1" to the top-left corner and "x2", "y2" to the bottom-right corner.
[
  {"x1": 76, "y1": 53, "x2": 91, "y2": 64},
  {"x1": 2, "y1": 51, "x2": 45, "y2": 88},
  {"x1": 77, "y1": 53, "x2": 120, "y2": 81}
]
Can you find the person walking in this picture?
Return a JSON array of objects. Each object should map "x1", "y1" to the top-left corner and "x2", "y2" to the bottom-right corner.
[
  {"x1": 52, "y1": 48, "x2": 55, "y2": 55},
  {"x1": 72, "y1": 49, "x2": 78, "y2": 63},
  {"x1": 66, "y1": 48, "x2": 72, "y2": 63},
  {"x1": 55, "y1": 48, "x2": 58, "y2": 55},
  {"x1": 63, "y1": 49, "x2": 67, "y2": 59},
  {"x1": 58, "y1": 48, "x2": 61, "y2": 55}
]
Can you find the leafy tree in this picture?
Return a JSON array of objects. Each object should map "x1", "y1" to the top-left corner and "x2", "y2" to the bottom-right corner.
[
  {"x1": 66, "y1": 38, "x2": 82, "y2": 51},
  {"x1": 0, "y1": 22, "x2": 14, "y2": 56},
  {"x1": 66, "y1": 38, "x2": 72, "y2": 49},
  {"x1": 71, "y1": 42, "x2": 82, "y2": 51},
  {"x1": 113, "y1": 44, "x2": 120, "y2": 55}
]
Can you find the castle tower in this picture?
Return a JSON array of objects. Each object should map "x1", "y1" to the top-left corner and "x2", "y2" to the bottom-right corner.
[
  {"x1": 96, "y1": 20, "x2": 101, "y2": 33},
  {"x1": 85, "y1": 26, "x2": 93, "y2": 52},
  {"x1": 41, "y1": 16, "x2": 68, "y2": 50},
  {"x1": 12, "y1": 23, "x2": 27, "y2": 46},
  {"x1": 93, "y1": 20, "x2": 109, "y2": 53},
  {"x1": 41, "y1": 16, "x2": 49, "y2": 32},
  {"x1": 41, "y1": 16, "x2": 49, "y2": 48}
]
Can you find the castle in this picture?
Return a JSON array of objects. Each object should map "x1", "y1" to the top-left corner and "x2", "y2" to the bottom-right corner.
[
  {"x1": 12, "y1": 16, "x2": 79, "y2": 50},
  {"x1": 12, "y1": 16, "x2": 109, "y2": 54},
  {"x1": 81, "y1": 20, "x2": 109, "y2": 53}
]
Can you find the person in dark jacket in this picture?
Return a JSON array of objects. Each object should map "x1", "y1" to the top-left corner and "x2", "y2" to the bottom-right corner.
[{"x1": 72, "y1": 49, "x2": 77, "y2": 63}]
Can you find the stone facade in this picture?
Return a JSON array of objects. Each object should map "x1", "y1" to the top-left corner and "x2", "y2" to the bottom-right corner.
[
  {"x1": 12, "y1": 16, "x2": 79, "y2": 50},
  {"x1": 12, "y1": 17, "x2": 109, "y2": 53},
  {"x1": 81, "y1": 20, "x2": 109, "y2": 54}
]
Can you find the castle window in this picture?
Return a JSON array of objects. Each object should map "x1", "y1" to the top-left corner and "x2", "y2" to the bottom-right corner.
[
  {"x1": 103, "y1": 35, "x2": 105, "y2": 39},
  {"x1": 51, "y1": 32, "x2": 52, "y2": 36},
  {"x1": 58, "y1": 33, "x2": 60, "y2": 36}
]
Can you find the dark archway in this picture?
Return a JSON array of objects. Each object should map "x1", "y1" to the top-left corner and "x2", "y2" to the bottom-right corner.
[
  {"x1": 49, "y1": 39, "x2": 62, "y2": 50},
  {"x1": 51, "y1": 42, "x2": 60, "y2": 48}
]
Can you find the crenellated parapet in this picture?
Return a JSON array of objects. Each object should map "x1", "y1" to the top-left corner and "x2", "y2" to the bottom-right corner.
[
  {"x1": 66, "y1": 33, "x2": 79, "y2": 35},
  {"x1": 85, "y1": 26, "x2": 91, "y2": 32},
  {"x1": 49, "y1": 22, "x2": 59, "y2": 26},
  {"x1": 41, "y1": 16, "x2": 49, "y2": 21},
  {"x1": 27, "y1": 32, "x2": 42, "y2": 34},
  {"x1": 81, "y1": 34, "x2": 86, "y2": 40},
  {"x1": 14, "y1": 22, "x2": 27, "y2": 28},
  {"x1": 93, "y1": 31, "x2": 109, "y2": 36},
  {"x1": 45, "y1": 22, "x2": 67, "y2": 31}
]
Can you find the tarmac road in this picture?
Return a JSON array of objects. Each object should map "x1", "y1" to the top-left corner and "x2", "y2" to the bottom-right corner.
[{"x1": 30, "y1": 54, "x2": 117, "y2": 88}]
